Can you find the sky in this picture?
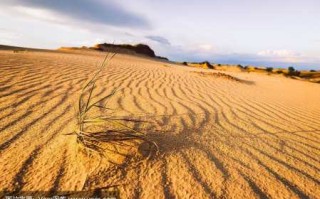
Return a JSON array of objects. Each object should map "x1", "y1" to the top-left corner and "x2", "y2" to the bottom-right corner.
[{"x1": 0, "y1": 0, "x2": 319, "y2": 69}]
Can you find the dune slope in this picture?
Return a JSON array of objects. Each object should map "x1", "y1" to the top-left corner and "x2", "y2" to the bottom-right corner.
[{"x1": 0, "y1": 50, "x2": 319, "y2": 198}]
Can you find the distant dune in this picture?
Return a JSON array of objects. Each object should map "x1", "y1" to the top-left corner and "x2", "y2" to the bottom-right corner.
[
  {"x1": 0, "y1": 47, "x2": 319, "y2": 198},
  {"x1": 59, "y1": 43, "x2": 169, "y2": 61},
  {"x1": 182, "y1": 61, "x2": 320, "y2": 84}
]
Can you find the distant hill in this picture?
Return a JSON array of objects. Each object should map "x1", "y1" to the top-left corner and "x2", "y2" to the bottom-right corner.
[
  {"x1": 92, "y1": 43, "x2": 168, "y2": 61},
  {"x1": 59, "y1": 43, "x2": 169, "y2": 61},
  {"x1": 93, "y1": 43, "x2": 155, "y2": 56}
]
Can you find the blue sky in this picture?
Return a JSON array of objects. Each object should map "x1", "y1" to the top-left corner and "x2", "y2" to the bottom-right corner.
[{"x1": 0, "y1": 0, "x2": 319, "y2": 69}]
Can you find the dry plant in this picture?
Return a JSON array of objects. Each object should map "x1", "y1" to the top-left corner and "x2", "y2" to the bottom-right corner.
[{"x1": 70, "y1": 53, "x2": 158, "y2": 162}]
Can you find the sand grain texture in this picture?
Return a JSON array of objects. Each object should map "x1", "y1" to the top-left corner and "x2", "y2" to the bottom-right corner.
[{"x1": 0, "y1": 50, "x2": 319, "y2": 198}]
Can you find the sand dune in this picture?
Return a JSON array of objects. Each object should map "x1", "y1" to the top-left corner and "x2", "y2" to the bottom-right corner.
[{"x1": 0, "y1": 50, "x2": 320, "y2": 198}]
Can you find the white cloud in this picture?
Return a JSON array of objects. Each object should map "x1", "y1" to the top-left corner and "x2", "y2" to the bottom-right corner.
[
  {"x1": 257, "y1": 49, "x2": 303, "y2": 63},
  {"x1": 198, "y1": 44, "x2": 213, "y2": 51},
  {"x1": 257, "y1": 49, "x2": 300, "y2": 57},
  {"x1": 0, "y1": 28, "x2": 22, "y2": 45},
  {"x1": 256, "y1": 49, "x2": 320, "y2": 66},
  {"x1": 13, "y1": 6, "x2": 61, "y2": 23}
]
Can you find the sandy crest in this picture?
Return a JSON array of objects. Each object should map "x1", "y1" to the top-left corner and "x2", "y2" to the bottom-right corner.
[{"x1": 0, "y1": 50, "x2": 319, "y2": 198}]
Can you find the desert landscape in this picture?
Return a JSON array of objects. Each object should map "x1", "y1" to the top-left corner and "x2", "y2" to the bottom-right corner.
[{"x1": 0, "y1": 46, "x2": 319, "y2": 198}]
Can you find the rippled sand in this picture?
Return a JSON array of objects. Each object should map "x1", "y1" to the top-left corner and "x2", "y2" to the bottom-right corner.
[{"x1": 0, "y1": 50, "x2": 319, "y2": 198}]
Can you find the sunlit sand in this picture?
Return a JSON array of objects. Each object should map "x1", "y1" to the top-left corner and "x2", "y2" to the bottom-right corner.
[{"x1": 0, "y1": 48, "x2": 319, "y2": 198}]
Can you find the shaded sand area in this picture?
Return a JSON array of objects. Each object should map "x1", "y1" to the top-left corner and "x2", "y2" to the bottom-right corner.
[{"x1": 0, "y1": 49, "x2": 320, "y2": 198}]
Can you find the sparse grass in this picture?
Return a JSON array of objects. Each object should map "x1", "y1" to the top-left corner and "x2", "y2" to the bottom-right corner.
[
  {"x1": 244, "y1": 66, "x2": 255, "y2": 73},
  {"x1": 237, "y1": 64, "x2": 244, "y2": 69},
  {"x1": 69, "y1": 53, "x2": 158, "y2": 162},
  {"x1": 266, "y1": 67, "x2": 273, "y2": 73},
  {"x1": 287, "y1": 66, "x2": 301, "y2": 76}
]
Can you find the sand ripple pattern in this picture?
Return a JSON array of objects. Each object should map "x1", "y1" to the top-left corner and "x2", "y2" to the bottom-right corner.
[{"x1": 0, "y1": 51, "x2": 319, "y2": 198}]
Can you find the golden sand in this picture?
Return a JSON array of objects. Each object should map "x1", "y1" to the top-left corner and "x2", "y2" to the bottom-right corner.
[{"x1": 0, "y1": 50, "x2": 319, "y2": 198}]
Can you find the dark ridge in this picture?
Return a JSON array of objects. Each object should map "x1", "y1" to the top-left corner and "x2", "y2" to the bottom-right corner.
[
  {"x1": 92, "y1": 43, "x2": 168, "y2": 60},
  {"x1": 58, "y1": 43, "x2": 169, "y2": 61},
  {"x1": 156, "y1": 56, "x2": 169, "y2": 61}
]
